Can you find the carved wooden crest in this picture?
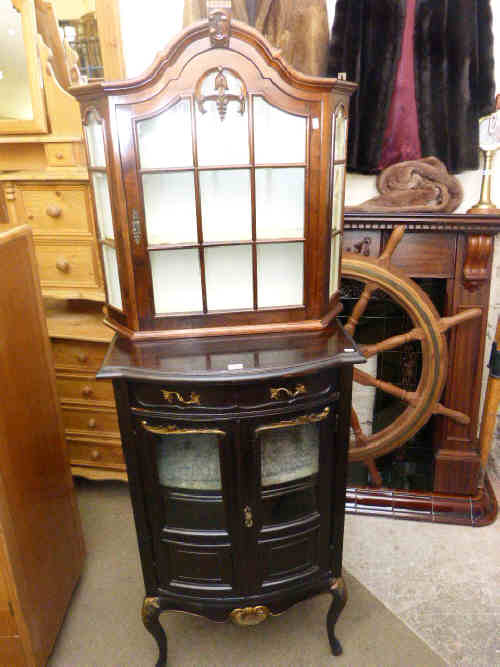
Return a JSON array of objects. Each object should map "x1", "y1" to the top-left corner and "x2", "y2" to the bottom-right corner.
[
  {"x1": 208, "y1": 8, "x2": 231, "y2": 48},
  {"x1": 195, "y1": 67, "x2": 246, "y2": 121}
]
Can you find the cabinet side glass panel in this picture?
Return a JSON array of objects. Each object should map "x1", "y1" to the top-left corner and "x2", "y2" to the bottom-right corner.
[
  {"x1": 329, "y1": 164, "x2": 345, "y2": 296},
  {"x1": 142, "y1": 172, "x2": 198, "y2": 244},
  {"x1": 196, "y1": 71, "x2": 249, "y2": 166},
  {"x1": 91, "y1": 172, "x2": 114, "y2": 239},
  {"x1": 85, "y1": 110, "x2": 106, "y2": 167},
  {"x1": 150, "y1": 248, "x2": 203, "y2": 314},
  {"x1": 155, "y1": 432, "x2": 227, "y2": 530},
  {"x1": 334, "y1": 104, "x2": 347, "y2": 161},
  {"x1": 253, "y1": 97, "x2": 306, "y2": 164},
  {"x1": 102, "y1": 245, "x2": 122, "y2": 309},
  {"x1": 137, "y1": 99, "x2": 193, "y2": 169},
  {"x1": 257, "y1": 242, "x2": 303, "y2": 308},
  {"x1": 204, "y1": 245, "x2": 253, "y2": 311},
  {"x1": 255, "y1": 168, "x2": 304, "y2": 239},
  {"x1": 199, "y1": 169, "x2": 252, "y2": 242}
]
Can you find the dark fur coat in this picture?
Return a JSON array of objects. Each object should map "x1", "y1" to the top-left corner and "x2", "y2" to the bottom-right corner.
[{"x1": 328, "y1": 0, "x2": 496, "y2": 174}]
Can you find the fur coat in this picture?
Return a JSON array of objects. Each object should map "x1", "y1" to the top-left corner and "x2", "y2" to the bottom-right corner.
[
  {"x1": 328, "y1": 0, "x2": 496, "y2": 174},
  {"x1": 183, "y1": 0, "x2": 330, "y2": 76}
]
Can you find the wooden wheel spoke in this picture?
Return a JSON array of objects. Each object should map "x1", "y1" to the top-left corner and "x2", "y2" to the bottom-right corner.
[
  {"x1": 433, "y1": 403, "x2": 470, "y2": 425},
  {"x1": 439, "y1": 308, "x2": 482, "y2": 333},
  {"x1": 350, "y1": 408, "x2": 368, "y2": 448},
  {"x1": 377, "y1": 225, "x2": 405, "y2": 266},
  {"x1": 344, "y1": 282, "x2": 377, "y2": 336},
  {"x1": 361, "y1": 326, "x2": 424, "y2": 358},
  {"x1": 365, "y1": 458, "x2": 383, "y2": 488},
  {"x1": 353, "y1": 368, "x2": 418, "y2": 406}
]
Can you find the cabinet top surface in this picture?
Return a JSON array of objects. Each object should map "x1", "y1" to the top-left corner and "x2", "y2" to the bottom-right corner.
[{"x1": 98, "y1": 320, "x2": 363, "y2": 383}]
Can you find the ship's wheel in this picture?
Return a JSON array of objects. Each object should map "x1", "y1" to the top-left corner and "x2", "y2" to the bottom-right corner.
[{"x1": 342, "y1": 226, "x2": 481, "y2": 486}]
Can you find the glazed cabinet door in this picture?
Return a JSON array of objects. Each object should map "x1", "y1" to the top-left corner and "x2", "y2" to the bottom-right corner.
[
  {"x1": 137, "y1": 416, "x2": 239, "y2": 596},
  {"x1": 242, "y1": 400, "x2": 338, "y2": 593}
]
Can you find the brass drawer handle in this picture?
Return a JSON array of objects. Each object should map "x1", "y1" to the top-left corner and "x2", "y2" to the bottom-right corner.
[
  {"x1": 243, "y1": 505, "x2": 253, "y2": 528},
  {"x1": 81, "y1": 385, "x2": 93, "y2": 398},
  {"x1": 46, "y1": 205, "x2": 62, "y2": 218},
  {"x1": 269, "y1": 384, "x2": 306, "y2": 400},
  {"x1": 141, "y1": 420, "x2": 225, "y2": 437},
  {"x1": 161, "y1": 390, "x2": 200, "y2": 405},
  {"x1": 56, "y1": 258, "x2": 70, "y2": 273},
  {"x1": 256, "y1": 406, "x2": 330, "y2": 434}
]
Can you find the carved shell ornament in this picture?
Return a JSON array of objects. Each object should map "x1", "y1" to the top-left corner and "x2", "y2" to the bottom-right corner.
[{"x1": 195, "y1": 67, "x2": 247, "y2": 121}]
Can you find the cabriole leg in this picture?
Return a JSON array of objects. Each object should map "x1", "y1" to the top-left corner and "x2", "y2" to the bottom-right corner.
[
  {"x1": 326, "y1": 577, "x2": 347, "y2": 656},
  {"x1": 142, "y1": 597, "x2": 167, "y2": 666}
]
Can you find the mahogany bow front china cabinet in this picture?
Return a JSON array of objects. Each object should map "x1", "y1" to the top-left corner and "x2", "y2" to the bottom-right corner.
[{"x1": 72, "y1": 11, "x2": 362, "y2": 665}]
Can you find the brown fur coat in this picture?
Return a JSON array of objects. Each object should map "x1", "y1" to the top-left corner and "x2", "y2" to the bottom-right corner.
[{"x1": 183, "y1": 0, "x2": 329, "y2": 76}]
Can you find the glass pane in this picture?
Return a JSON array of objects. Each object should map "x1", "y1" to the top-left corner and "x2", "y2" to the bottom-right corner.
[
  {"x1": 156, "y1": 432, "x2": 222, "y2": 491},
  {"x1": 255, "y1": 168, "x2": 304, "y2": 239},
  {"x1": 150, "y1": 248, "x2": 203, "y2": 314},
  {"x1": 0, "y1": 0, "x2": 33, "y2": 120},
  {"x1": 329, "y1": 233, "x2": 341, "y2": 296},
  {"x1": 254, "y1": 97, "x2": 306, "y2": 164},
  {"x1": 92, "y1": 172, "x2": 114, "y2": 239},
  {"x1": 102, "y1": 245, "x2": 122, "y2": 310},
  {"x1": 200, "y1": 170, "x2": 252, "y2": 242},
  {"x1": 85, "y1": 110, "x2": 106, "y2": 167},
  {"x1": 262, "y1": 484, "x2": 318, "y2": 526},
  {"x1": 137, "y1": 99, "x2": 193, "y2": 169},
  {"x1": 332, "y1": 164, "x2": 346, "y2": 232},
  {"x1": 257, "y1": 242, "x2": 303, "y2": 308},
  {"x1": 205, "y1": 245, "x2": 253, "y2": 311},
  {"x1": 260, "y1": 422, "x2": 320, "y2": 486},
  {"x1": 196, "y1": 70, "x2": 249, "y2": 166},
  {"x1": 142, "y1": 172, "x2": 197, "y2": 245},
  {"x1": 334, "y1": 105, "x2": 347, "y2": 161}
]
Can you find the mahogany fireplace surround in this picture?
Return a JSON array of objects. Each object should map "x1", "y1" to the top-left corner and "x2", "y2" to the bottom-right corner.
[{"x1": 343, "y1": 212, "x2": 500, "y2": 526}]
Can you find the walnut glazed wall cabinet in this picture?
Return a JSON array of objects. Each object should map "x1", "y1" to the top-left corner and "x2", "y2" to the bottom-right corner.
[{"x1": 70, "y1": 13, "x2": 356, "y2": 341}]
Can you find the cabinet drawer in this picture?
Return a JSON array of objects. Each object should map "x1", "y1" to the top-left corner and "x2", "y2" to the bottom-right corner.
[
  {"x1": 35, "y1": 240, "x2": 102, "y2": 289},
  {"x1": 67, "y1": 438, "x2": 125, "y2": 470},
  {"x1": 52, "y1": 339, "x2": 107, "y2": 371},
  {"x1": 62, "y1": 405, "x2": 119, "y2": 434},
  {"x1": 44, "y1": 143, "x2": 81, "y2": 167},
  {"x1": 237, "y1": 371, "x2": 335, "y2": 409},
  {"x1": 56, "y1": 374, "x2": 115, "y2": 406},
  {"x1": 132, "y1": 383, "x2": 235, "y2": 411},
  {"x1": 17, "y1": 185, "x2": 93, "y2": 236}
]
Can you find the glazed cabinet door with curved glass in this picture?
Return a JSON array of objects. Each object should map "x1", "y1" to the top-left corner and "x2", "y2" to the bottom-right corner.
[
  {"x1": 248, "y1": 403, "x2": 337, "y2": 592},
  {"x1": 139, "y1": 417, "x2": 237, "y2": 595}
]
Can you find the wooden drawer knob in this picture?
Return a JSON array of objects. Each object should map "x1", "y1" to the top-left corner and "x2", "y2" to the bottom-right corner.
[
  {"x1": 77, "y1": 352, "x2": 88, "y2": 363},
  {"x1": 55, "y1": 152, "x2": 64, "y2": 160},
  {"x1": 81, "y1": 385, "x2": 93, "y2": 398},
  {"x1": 88, "y1": 418, "x2": 97, "y2": 429},
  {"x1": 46, "y1": 205, "x2": 62, "y2": 218},
  {"x1": 90, "y1": 448, "x2": 101, "y2": 460},
  {"x1": 56, "y1": 258, "x2": 70, "y2": 273}
]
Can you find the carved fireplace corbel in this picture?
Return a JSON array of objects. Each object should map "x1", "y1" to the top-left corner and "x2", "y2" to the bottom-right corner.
[{"x1": 463, "y1": 234, "x2": 494, "y2": 291}]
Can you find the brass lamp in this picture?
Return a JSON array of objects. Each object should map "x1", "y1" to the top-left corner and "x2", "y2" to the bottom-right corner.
[{"x1": 468, "y1": 97, "x2": 500, "y2": 214}]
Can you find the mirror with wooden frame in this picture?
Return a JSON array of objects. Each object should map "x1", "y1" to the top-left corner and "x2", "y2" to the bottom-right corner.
[
  {"x1": 0, "y1": 0, "x2": 48, "y2": 134},
  {"x1": 71, "y1": 12, "x2": 356, "y2": 341}
]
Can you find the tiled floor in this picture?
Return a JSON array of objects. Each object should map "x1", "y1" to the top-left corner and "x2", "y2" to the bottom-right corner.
[{"x1": 343, "y1": 477, "x2": 500, "y2": 666}]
